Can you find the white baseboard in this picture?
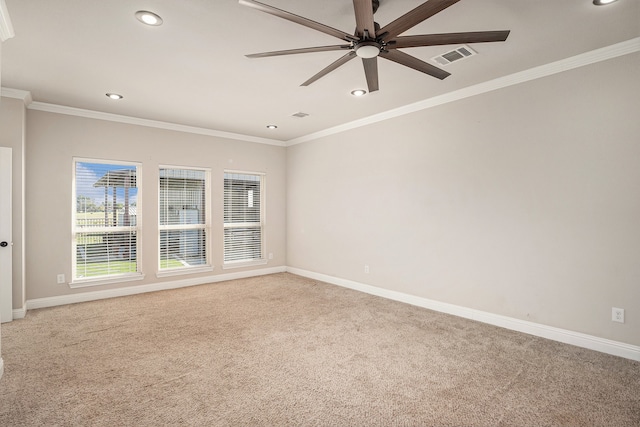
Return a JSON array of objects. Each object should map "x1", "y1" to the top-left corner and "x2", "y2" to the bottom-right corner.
[
  {"x1": 0, "y1": 357, "x2": 4, "y2": 381},
  {"x1": 26, "y1": 266, "x2": 286, "y2": 311},
  {"x1": 287, "y1": 267, "x2": 640, "y2": 362},
  {"x1": 12, "y1": 305, "x2": 26, "y2": 320},
  {"x1": 17, "y1": 265, "x2": 639, "y2": 361}
]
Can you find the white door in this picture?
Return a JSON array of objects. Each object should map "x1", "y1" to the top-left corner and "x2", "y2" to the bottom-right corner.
[{"x1": 0, "y1": 147, "x2": 12, "y2": 323}]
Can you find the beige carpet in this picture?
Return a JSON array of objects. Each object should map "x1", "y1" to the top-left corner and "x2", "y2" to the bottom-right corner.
[{"x1": 0, "y1": 273, "x2": 638, "y2": 426}]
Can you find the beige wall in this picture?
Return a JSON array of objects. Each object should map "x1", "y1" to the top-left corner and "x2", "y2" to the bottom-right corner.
[
  {"x1": 287, "y1": 53, "x2": 640, "y2": 346},
  {"x1": 0, "y1": 96, "x2": 25, "y2": 311},
  {"x1": 25, "y1": 110, "x2": 287, "y2": 300}
]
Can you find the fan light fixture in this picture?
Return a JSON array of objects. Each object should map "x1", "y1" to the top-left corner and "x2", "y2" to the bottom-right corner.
[
  {"x1": 106, "y1": 93, "x2": 123, "y2": 100},
  {"x1": 266, "y1": 125, "x2": 278, "y2": 129},
  {"x1": 351, "y1": 89, "x2": 367, "y2": 97},
  {"x1": 355, "y1": 42, "x2": 381, "y2": 59},
  {"x1": 593, "y1": 0, "x2": 618, "y2": 4},
  {"x1": 135, "y1": 11, "x2": 163, "y2": 26}
]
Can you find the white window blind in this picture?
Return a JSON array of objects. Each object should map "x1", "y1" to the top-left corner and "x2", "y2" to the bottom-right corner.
[
  {"x1": 159, "y1": 168, "x2": 210, "y2": 270},
  {"x1": 73, "y1": 160, "x2": 141, "y2": 281},
  {"x1": 224, "y1": 172, "x2": 264, "y2": 264}
]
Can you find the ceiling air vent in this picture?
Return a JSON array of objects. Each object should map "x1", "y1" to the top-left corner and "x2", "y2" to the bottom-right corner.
[{"x1": 431, "y1": 45, "x2": 477, "y2": 66}]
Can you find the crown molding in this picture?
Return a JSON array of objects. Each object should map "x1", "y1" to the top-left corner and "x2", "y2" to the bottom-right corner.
[
  {"x1": 286, "y1": 37, "x2": 640, "y2": 146},
  {"x1": 1, "y1": 87, "x2": 32, "y2": 104},
  {"x1": 0, "y1": 0, "x2": 14, "y2": 41},
  {"x1": 5, "y1": 38, "x2": 637, "y2": 148},
  {"x1": 27, "y1": 102, "x2": 286, "y2": 147}
]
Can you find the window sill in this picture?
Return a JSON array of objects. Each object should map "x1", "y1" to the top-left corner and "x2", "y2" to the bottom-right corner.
[
  {"x1": 156, "y1": 265, "x2": 214, "y2": 278},
  {"x1": 69, "y1": 273, "x2": 145, "y2": 289},
  {"x1": 222, "y1": 259, "x2": 268, "y2": 270}
]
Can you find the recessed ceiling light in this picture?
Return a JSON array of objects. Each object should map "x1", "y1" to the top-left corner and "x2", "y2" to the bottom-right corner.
[
  {"x1": 351, "y1": 89, "x2": 367, "y2": 97},
  {"x1": 593, "y1": 0, "x2": 618, "y2": 5},
  {"x1": 106, "y1": 93, "x2": 123, "y2": 100},
  {"x1": 135, "y1": 11, "x2": 163, "y2": 26},
  {"x1": 266, "y1": 125, "x2": 278, "y2": 129}
]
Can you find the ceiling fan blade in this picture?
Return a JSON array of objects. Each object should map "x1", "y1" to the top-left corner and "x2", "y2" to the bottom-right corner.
[
  {"x1": 380, "y1": 49, "x2": 450, "y2": 80},
  {"x1": 362, "y1": 57, "x2": 379, "y2": 92},
  {"x1": 246, "y1": 44, "x2": 352, "y2": 58},
  {"x1": 388, "y1": 31, "x2": 511, "y2": 49},
  {"x1": 301, "y1": 52, "x2": 358, "y2": 86},
  {"x1": 353, "y1": 0, "x2": 376, "y2": 38},
  {"x1": 239, "y1": 0, "x2": 358, "y2": 42},
  {"x1": 378, "y1": 0, "x2": 460, "y2": 42}
]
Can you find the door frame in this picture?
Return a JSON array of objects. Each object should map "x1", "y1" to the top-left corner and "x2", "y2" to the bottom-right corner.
[{"x1": 0, "y1": 146, "x2": 13, "y2": 323}]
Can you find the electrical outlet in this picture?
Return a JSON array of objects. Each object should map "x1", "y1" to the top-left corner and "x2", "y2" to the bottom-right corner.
[
  {"x1": 612, "y1": 307, "x2": 624, "y2": 323},
  {"x1": 57, "y1": 274, "x2": 65, "y2": 284},
  {"x1": 364, "y1": 265, "x2": 370, "y2": 274},
  {"x1": 268, "y1": 253, "x2": 273, "y2": 260}
]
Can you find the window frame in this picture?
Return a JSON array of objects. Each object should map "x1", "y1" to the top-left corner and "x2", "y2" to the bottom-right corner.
[
  {"x1": 157, "y1": 165, "x2": 213, "y2": 277},
  {"x1": 223, "y1": 170, "x2": 267, "y2": 269},
  {"x1": 71, "y1": 157, "x2": 144, "y2": 287}
]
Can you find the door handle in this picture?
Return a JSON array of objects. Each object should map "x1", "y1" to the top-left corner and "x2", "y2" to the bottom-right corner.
[{"x1": 0, "y1": 241, "x2": 8, "y2": 247}]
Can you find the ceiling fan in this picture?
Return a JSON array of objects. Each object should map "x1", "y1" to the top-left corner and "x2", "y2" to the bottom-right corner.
[{"x1": 239, "y1": 0, "x2": 510, "y2": 92}]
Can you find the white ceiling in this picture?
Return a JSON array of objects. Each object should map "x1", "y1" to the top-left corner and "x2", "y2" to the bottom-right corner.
[{"x1": 2, "y1": 0, "x2": 639, "y2": 142}]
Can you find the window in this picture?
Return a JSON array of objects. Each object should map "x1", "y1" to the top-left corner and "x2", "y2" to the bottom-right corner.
[
  {"x1": 224, "y1": 172, "x2": 265, "y2": 266},
  {"x1": 73, "y1": 159, "x2": 142, "y2": 284},
  {"x1": 159, "y1": 167, "x2": 211, "y2": 273}
]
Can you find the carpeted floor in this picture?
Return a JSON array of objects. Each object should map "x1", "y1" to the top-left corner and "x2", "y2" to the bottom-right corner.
[{"x1": 0, "y1": 273, "x2": 638, "y2": 426}]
